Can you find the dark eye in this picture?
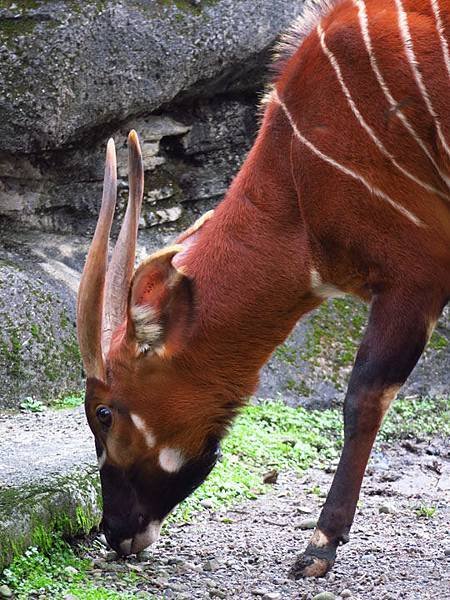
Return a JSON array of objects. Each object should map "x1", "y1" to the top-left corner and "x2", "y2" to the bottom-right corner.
[{"x1": 96, "y1": 405, "x2": 112, "y2": 428}]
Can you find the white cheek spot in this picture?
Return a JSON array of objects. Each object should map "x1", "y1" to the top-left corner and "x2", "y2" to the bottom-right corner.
[
  {"x1": 97, "y1": 450, "x2": 107, "y2": 470},
  {"x1": 159, "y1": 447, "x2": 185, "y2": 473},
  {"x1": 310, "y1": 268, "x2": 345, "y2": 299},
  {"x1": 130, "y1": 413, "x2": 156, "y2": 448}
]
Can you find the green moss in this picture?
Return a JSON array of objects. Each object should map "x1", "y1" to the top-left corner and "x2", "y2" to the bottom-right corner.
[
  {"x1": 428, "y1": 330, "x2": 449, "y2": 351},
  {"x1": 159, "y1": 0, "x2": 219, "y2": 15},
  {"x1": 0, "y1": 469, "x2": 101, "y2": 569}
]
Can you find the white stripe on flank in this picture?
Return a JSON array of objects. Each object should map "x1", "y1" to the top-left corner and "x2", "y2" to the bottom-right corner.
[
  {"x1": 430, "y1": 0, "x2": 450, "y2": 78},
  {"x1": 317, "y1": 22, "x2": 450, "y2": 201},
  {"x1": 395, "y1": 0, "x2": 450, "y2": 159},
  {"x1": 353, "y1": 0, "x2": 450, "y2": 190},
  {"x1": 272, "y1": 90, "x2": 422, "y2": 226}
]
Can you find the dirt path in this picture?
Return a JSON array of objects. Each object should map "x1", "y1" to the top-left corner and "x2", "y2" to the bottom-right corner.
[{"x1": 81, "y1": 438, "x2": 449, "y2": 600}]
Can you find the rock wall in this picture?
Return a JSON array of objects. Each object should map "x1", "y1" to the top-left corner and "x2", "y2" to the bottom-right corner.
[
  {"x1": 0, "y1": 0, "x2": 304, "y2": 233},
  {"x1": 0, "y1": 0, "x2": 306, "y2": 407}
]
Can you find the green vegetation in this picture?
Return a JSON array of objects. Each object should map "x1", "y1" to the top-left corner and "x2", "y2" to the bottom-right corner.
[
  {"x1": 19, "y1": 396, "x2": 45, "y2": 413},
  {"x1": 51, "y1": 391, "x2": 84, "y2": 410},
  {"x1": 415, "y1": 505, "x2": 437, "y2": 519},
  {"x1": 379, "y1": 395, "x2": 450, "y2": 441},
  {"x1": 0, "y1": 538, "x2": 137, "y2": 600}
]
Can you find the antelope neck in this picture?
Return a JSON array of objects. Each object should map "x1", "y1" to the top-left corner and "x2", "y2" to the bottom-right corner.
[{"x1": 181, "y1": 171, "x2": 315, "y2": 391}]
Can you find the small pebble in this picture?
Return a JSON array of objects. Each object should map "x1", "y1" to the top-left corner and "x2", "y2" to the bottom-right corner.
[
  {"x1": 0, "y1": 586, "x2": 13, "y2": 599},
  {"x1": 200, "y1": 499, "x2": 214, "y2": 509},
  {"x1": 204, "y1": 558, "x2": 221, "y2": 571},
  {"x1": 341, "y1": 590, "x2": 353, "y2": 598},
  {"x1": 312, "y1": 593, "x2": 336, "y2": 600},
  {"x1": 379, "y1": 503, "x2": 396, "y2": 514},
  {"x1": 263, "y1": 469, "x2": 279, "y2": 484},
  {"x1": 262, "y1": 593, "x2": 281, "y2": 600},
  {"x1": 136, "y1": 549, "x2": 153, "y2": 562},
  {"x1": 105, "y1": 550, "x2": 119, "y2": 561},
  {"x1": 63, "y1": 565, "x2": 78, "y2": 576},
  {"x1": 252, "y1": 589, "x2": 269, "y2": 596},
  {"x1": 296, "y1": 518, "x2": 318, "y2": 530},
  {"x1": 444, "y1": 548, "x2": 450, "y2": 556}
]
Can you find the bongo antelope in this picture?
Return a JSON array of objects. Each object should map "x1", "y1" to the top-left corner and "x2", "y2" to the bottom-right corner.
[{"x1": 77, "y1": 0, "x2": 450, "y2": 577}]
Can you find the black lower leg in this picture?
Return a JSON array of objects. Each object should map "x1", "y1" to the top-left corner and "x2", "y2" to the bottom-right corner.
[{"x1": 290, "y1": 290, "x2": 440, "y2": 578}]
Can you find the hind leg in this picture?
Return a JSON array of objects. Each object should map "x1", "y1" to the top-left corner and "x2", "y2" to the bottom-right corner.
[{"x1": 290, "y1": 288, "x2": 444, "y2": 578}]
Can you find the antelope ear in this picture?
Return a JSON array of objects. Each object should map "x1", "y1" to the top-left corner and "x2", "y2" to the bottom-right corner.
[{"x1": 127, "y1": 245, "x2": 195, "y2": 356}]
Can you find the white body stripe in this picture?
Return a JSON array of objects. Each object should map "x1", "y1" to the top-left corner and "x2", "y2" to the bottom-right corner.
[
  {"x1": 272, "y1": 90, "x2": 422, "y2": 226},
  {"x1": 353, "y1": 0, "x2": 450, "y2": 189},
  {"x1": 430, "y1": 0, "x2": 450, "y2": 79},
  {"x1": 318, "y1": 22, "x2": 450, "y2": 201},
  {"x1": 395, "y1": 0, "x2": 450, "y2": 159}
]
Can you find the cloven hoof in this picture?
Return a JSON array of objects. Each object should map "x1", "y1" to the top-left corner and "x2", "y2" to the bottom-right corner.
[{"x1": 288, "y1": 554, "x2": 334, "y2": 579}]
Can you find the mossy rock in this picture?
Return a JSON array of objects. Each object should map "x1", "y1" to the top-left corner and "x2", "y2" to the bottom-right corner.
[
  {"x1": 0, "y1": 252, "x2": 82, "y2": 408},
  {"x1": 0, "y1": 468, "x2": 101, "y2": 569},
  {"x1": 260, "y1": 299, "x2": 450, "y2": 408}
]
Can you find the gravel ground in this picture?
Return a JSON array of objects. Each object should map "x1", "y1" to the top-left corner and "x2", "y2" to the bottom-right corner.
[{"x1": 80, "y1": 438, "x2": 450, "y2": 600}]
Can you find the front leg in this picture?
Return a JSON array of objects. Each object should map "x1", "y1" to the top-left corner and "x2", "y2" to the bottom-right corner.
[{"x1": 290, "y1": 289, "x2": 444, "y2": 579}]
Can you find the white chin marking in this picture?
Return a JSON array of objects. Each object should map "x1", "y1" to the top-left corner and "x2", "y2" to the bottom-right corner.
[
  {"x1": 119, "y1": 538, "x2": 133, "y2": 555},
  {"x1": 130, "y1": 412, "x2": 156, "y2": 448},
  {"x1": 159, "y1": 447, "x2": 185, "y2": 473},
  {"x1": 131, "y1": 521, "x2": 162, "y2": 554},
  {"x1": 97, "y1": 450, "x2": 107, "y2": 470}
]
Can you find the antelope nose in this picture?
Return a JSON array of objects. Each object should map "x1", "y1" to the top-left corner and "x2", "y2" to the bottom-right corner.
[{"x1": 130, "y1": 520, "x2": 162, "y2": 554}]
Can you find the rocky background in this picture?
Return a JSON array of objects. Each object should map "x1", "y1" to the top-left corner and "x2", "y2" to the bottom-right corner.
[
  {"x1": 0, "y1": 0, "x2": 448, "y2": 409},
  {"x1": 0, "y1": 0, "x2": 305, "y2": 407}
]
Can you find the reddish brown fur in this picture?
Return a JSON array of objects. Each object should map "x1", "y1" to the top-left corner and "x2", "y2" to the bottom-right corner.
[{"x1": 82, "y1": 0, "x2": 450, "y2": 574}]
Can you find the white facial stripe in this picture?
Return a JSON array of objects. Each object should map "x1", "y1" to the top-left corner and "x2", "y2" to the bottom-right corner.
[
  {"x1": 159, "y1": 447, "x2": 185, "y2": 473},
  {"x1": 273, "y1": 90, "x2": 423, "y2": 226},
  {"x1": 317, "y1": 21, "x2": 450, "y2": 201},
  {"x1": 394, "y1": 0, "x2": 450, "y2": 159},
  {"x1": 430, "y1": 0, "x2": 450, "y2": 79},
  {"x1": 97, "y1": 450, "x2": 107, "y2": 470},
  {"x1": 130, "y1": 413, "x2": 156, "y2": 448},
  {"x1": 352, "y1": 0, "x2": 450, "y2": 189}
]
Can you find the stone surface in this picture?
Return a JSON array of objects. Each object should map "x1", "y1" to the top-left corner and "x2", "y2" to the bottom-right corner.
[
  {"x1": 0, "y1": 0, "x2": 304, "y2": 233},
  {"x1": 0, "y1": 248, "x2": 82, "y2": 408},
  {"x1": 0, "y1": 0, "x2": 303, "y2": 155}
]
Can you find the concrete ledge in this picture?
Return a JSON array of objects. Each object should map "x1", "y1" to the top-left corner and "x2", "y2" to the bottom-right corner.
[{"x1": 0, "y1": 407, "x2": 100, "y2": 568}]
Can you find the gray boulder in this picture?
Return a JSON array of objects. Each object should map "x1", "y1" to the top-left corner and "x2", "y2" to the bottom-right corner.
[
  {"x1": 0, "y1": 0, "x2": 304, "y2": 233},
  {"x1": 0, "y1": 248, "x2": 82, "y2": 408}
]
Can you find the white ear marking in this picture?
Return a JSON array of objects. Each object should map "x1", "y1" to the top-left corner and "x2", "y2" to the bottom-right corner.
[
  {"x1": 130, "y1": 412, "x2": 156, "y2": 448},
  {"x1": 130, "y1": 304, "x2": 163, "y2": 354},
  {"x1": 159, "y1": 447, "x2": 185, "y2": 473}
]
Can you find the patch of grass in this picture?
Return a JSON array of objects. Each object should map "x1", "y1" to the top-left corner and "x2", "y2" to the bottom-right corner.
[
  {"x1": 0, "y1": 535, "x2": 137, "y2": 599},
  {"x1": 415, "y1": 505, "x2": 437, "y2": 518},
  {"x1": 19, "y1": 396, "x2": 45, "y2": 413},
  {"x1": 380, "y1": 395, "x2": 450, "y2": 440},
  {"x1": 172, "y1": 399, "x2": 342, "y2": 519},
  {"x1": 52, "y1": 391, "x2": 84, "y2": 410}
]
